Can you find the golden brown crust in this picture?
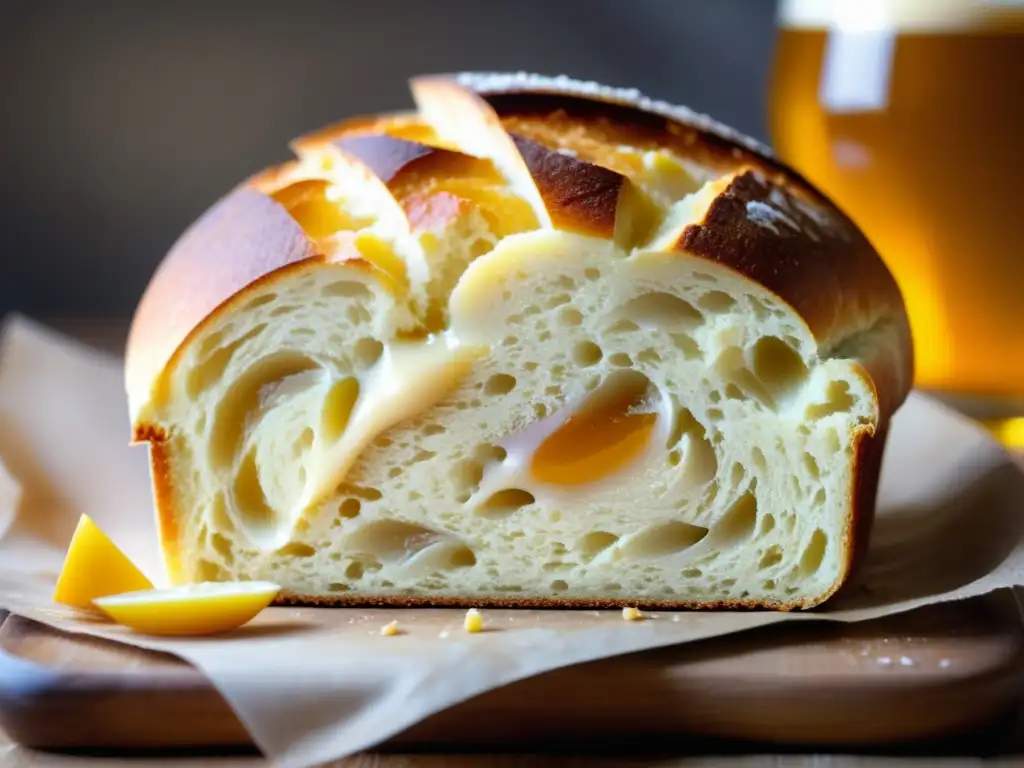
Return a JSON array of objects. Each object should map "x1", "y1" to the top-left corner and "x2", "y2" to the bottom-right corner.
[
  {"x1": 125, "y1": 187, "x2": 316, "y2": 422},
  {"x1": 838, "y1": 423, "x2": 889, "y2": 600},
  {"x1": 477, "y1": 90, "x2": 907, "y2": 326},
  {"x1": 327, "y1": 135, "x2": 501, "y2": 218},
  {"x1": 333, "y1": 134, "x2": 461, "y2": 185},
  {"x1": 676, "y1": 169, "x2": 909, "y2": 355},
  {"x1": 509, "y1": 134, "x2": 625, "y2": 239},
  {"x1": 148, "y1": 437, "x2": 183, "y2": 583},
  {"x1": 483, "y1": 91, "x2": 773, "y2": 179},
  {"x1": 291, "y1": 130, "x2": 534, "y2": 239},
  {"x1": 132, "y1": 423, "x2": 166, "y2": 444}
]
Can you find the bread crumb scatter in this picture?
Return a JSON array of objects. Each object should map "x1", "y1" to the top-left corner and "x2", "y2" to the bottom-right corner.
[
  {"x1": 464, "y1": 608, "x2": 484, "y2": 633},
  {"x1": 380, "y1": 620, "x2": 400, "y2": 637},
  {"x1": 622, "y1": 606, "x2": 643, "y2": 621}
]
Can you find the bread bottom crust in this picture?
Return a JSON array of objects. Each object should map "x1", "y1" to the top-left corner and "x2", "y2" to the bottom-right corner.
[{"x1": 271, "y1": 591, "x2": 819, "y2": 612}]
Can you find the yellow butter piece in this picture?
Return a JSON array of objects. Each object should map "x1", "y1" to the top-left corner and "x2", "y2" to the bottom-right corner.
[
  {"x1": 93, "y1": 581, "x2": 281, "y2": 637},
  {"x1": 53, "y1": 514, "x2": 154, "y2": 609}
]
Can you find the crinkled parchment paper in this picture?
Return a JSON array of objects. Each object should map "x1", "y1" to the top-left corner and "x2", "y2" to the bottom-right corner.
[{"x1": 1, "y1": 314, "x2": 1022, "y2": 767}]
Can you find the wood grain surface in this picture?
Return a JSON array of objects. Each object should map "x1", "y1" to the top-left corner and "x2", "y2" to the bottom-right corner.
[{"x1": 2, "y1": 742, "x2": 1020, "y2": 768}]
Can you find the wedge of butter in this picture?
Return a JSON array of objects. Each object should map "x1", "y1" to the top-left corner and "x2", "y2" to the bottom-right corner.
[
  {"x1": 93, "y1": 581, "x2": 281, "y2": 637},
  {"x1": 53, "y1": 514, "x2": 154, "y2": 609}
]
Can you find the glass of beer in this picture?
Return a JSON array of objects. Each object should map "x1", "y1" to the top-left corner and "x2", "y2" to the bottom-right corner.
[{"x1": 768, "y1": 0, "x2": 1024, "y2": 438}]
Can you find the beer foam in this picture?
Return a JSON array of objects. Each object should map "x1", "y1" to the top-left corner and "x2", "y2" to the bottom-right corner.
[{"x1": 779, "y1": 0, "x2": 1024, "y2": 33}]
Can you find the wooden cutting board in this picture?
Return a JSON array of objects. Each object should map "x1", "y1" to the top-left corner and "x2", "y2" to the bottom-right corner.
[{"x1": 1, "y1": 591, "x2": 1023, "y2": 756}]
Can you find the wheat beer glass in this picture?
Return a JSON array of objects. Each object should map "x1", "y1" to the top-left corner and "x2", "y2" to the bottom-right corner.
[{"x1": 769, "y1": 0, "x2": 1024, "y2": 433}]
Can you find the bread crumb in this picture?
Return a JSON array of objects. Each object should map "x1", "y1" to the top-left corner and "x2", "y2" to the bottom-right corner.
[
  {"x1": 380, "y1": 620, "x2": 400, "y2": 637},
  {"x1": 622, "y1": 606, "x2": 643, "y2": 621},
  {"x1": 464, "y1": 608, "x2": 484, "y2": 633}
]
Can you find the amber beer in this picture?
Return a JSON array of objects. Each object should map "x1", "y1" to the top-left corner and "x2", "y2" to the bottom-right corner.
[{"x1": 769, "y1": 0, "x2": 1024, "y2": 413}]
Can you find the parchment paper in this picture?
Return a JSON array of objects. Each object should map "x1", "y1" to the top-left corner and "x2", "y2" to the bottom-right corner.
[{"x1": 0, "y1": 313, "x2": 1022, "y2": 768}]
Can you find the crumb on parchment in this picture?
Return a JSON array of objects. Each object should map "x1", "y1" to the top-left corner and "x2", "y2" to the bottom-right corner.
[
  {"x1": 464, "y1": 608, "x2": 484, "y2": 633},
  {"x1": 622, "y1": 606, "x2": 643, "y2": 621},
  {"x1": 381, "y1": 620, "x2": 400, "y2": 636}
]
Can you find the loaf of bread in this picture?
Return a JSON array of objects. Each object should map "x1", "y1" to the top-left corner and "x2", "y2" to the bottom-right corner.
[{"x1": 126, "y1": 72, "x2": 912, "y2": 610}]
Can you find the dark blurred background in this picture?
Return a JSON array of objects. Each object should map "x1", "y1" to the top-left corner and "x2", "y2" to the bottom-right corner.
[{"x1": 0, "y1": 0, "x2": 779, "y2": 347}]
